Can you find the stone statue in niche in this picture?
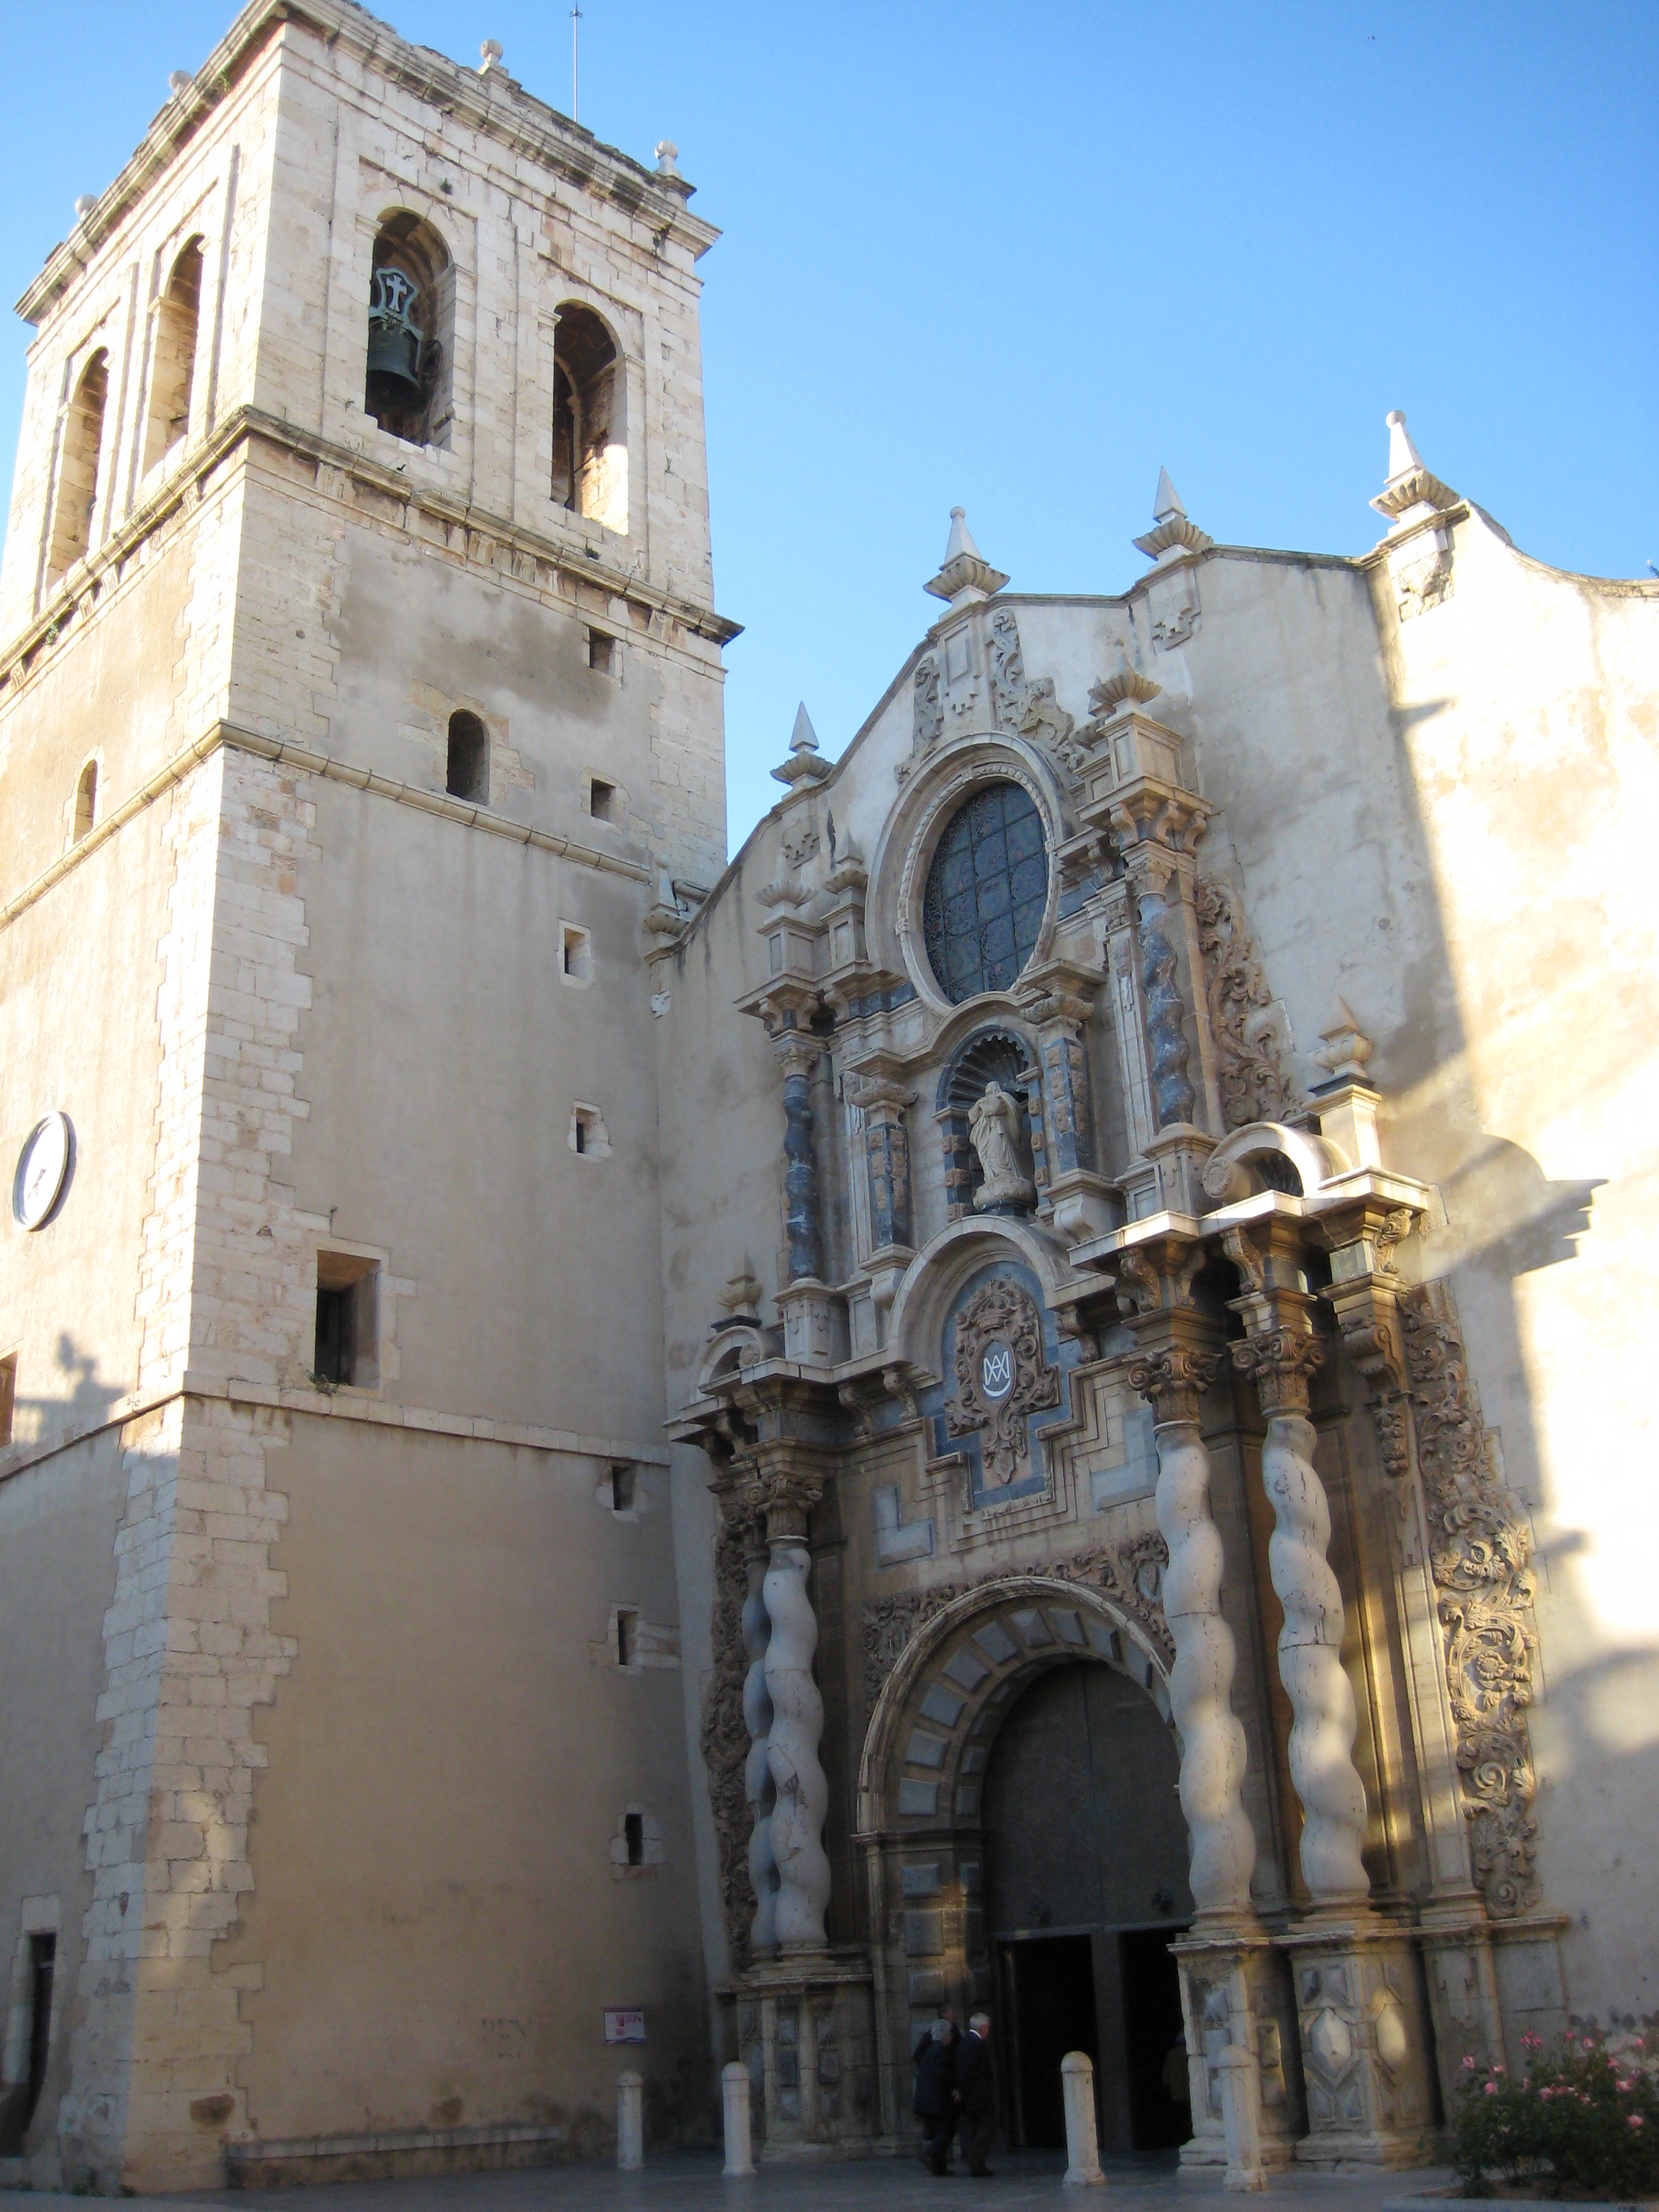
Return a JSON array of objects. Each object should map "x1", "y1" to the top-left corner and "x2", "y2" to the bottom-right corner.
[{"x1": 968, "y1": 1082, "x2": 1035, "y2": 1211}]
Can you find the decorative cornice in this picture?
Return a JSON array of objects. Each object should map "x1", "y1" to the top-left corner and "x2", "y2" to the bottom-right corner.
[
  {"x1": 1, "y1": 403, "x2": 739, "y2": 693},
  {"x1": 19, "y1": 0, "x2": 718, "y2": 328}
]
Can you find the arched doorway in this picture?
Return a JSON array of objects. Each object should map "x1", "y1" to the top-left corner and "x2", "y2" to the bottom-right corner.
[
  {"x1": 984, "y1": 1662, "x2": 1192, "y2": 2153},
  {"x1": 857, "y1": 1574, "x2": 1191, "y2": 2152}
]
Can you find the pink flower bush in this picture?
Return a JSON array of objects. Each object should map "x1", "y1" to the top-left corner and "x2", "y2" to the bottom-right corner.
[{"x1": 1454, "y1": 2022, "x2": 1659, "y2": 2198}]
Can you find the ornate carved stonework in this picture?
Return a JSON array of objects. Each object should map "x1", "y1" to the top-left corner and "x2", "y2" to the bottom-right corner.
[
  {"x1": 699, "y1": 1513, "x2": 757, "y2": 1964},
  {"x1": 986, "y1": 608, "x2": 1027, "y2": 729},
  {"x1": 1401, "y1": 1280, "x2": 1541, "y2": 1920},
  {"x1": 944, "y1": 1277, "x2": 1061, "y2": 1485},
  {"x1": 896, "y1": 654, "x2": 944, "y2": 782},
  {"x1": 858, "y1": 1532, "x2": 1174, "y2": 1711},
  {"x1": 1194, "y1": 876, "x2": 1298, "y2": 1128}
]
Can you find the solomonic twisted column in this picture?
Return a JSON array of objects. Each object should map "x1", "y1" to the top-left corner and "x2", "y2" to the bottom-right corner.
[
  {"x1": 750, "y1": 1469, "x2": 831, "y2": 1951},
  {"x1": 739, "y1": 1537, "x2": 780, "y2": 1956},
  {"x1": 1129, "y1": 1339, "x2": 1259, "y2": 1921},
  {"x1": 1232, "y1": 1325, "x2": 1370, "y2": 1906}
]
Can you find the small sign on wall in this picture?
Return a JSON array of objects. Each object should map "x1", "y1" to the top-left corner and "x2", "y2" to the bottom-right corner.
[{"x1": 603, "y1": 2009, "x2": 646, "y2": 2045}]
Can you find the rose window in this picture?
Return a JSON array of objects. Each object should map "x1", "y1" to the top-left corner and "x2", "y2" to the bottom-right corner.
[{"x1": 921, "y1": 782, "x2": 1048, "y2": 1003}]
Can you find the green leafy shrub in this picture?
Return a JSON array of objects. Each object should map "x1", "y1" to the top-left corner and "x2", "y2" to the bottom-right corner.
[{"x1": 1454, "y1": 2026, "x2": 1659, "y2": 2198}]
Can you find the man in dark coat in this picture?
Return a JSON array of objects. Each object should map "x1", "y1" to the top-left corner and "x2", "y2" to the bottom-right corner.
[
  {"x1": 914, "y1": 2018, "x2": 960, "y2": 2173},
  {"x1": 955, "y1": 2011, "x2": 997, "y2": 2177}
]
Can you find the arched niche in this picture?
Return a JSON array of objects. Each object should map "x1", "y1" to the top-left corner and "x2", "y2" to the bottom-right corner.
[
  {"x1": 143, "y1": 235, "x2": 204, "y2": 472},
  {"x1": 936, "y1": 1023, "x2": 1040, "y2": 1222},
  {"x1": 552, "y1": 301, "x2": 627, "y2": 535},
  {"x1": 48, "y1": 350, "x2": 109, "y2": 583},
  {"x1": 365, "y1": 209, "x2": 455, "y2": 449}
]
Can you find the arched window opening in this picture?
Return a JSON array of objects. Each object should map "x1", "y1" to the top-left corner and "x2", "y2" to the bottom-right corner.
[
  {"x1": 552, "y1": 305, "x2": 627, "y2": 534},
  {"x1": 73, "y1": 760, "x2": 98, "y2": 843},
  {"x1": 365, "y1": 213, "x2": 454, "y2": 449},
  {"x1": 446, "y1": 711, "x2": 488, "y2": 802},
  {"x1": 47, "y1": 350, "x2": 109, "y2": 583},
  {"x1": 143, "y1": 238, "x2": 204, "y2": 472},
  {"x1": 922, "y1": 781, "x2": 1049, "y2": 1003}
]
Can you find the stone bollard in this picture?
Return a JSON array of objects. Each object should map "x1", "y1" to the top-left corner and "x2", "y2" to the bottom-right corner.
[
  {"x1": 617, "y1": 2069, "x2": 644, "y2": 2171},
  {"x1": 1215, "y1": 2043, "x2": 1266, "y2": 2193},
  {"x1": 1061, "y1": 2050, "x2": 1106, "y2": 2187},
  {"x1": 721, "y1": 2061, "x2": 755, "y2": 2177}
]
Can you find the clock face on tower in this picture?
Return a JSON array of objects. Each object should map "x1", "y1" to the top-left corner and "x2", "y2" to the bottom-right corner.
[{"x1": 12, "y1": 1111, "x2": 71, "y2": 1230}]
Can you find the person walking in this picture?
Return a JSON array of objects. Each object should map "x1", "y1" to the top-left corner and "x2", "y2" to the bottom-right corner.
[
  {"x1": 914, "y1": 2017, "x2": 961, "y2": 2174},
  {"x1": 955, "y1": 2011, "x2": 998, "y2": 2177}
]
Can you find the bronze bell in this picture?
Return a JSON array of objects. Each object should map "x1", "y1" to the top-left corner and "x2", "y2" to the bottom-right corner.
[{"x1": 366, "y1": 266, "x2": 423, "y2": 408}]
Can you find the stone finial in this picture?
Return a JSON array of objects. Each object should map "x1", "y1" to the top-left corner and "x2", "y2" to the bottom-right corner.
[
  {"x1": 924, "y1": 506, "x2": 1010, "y2": 608},
  {"x1": 718, "y1": 1263, "x2": 765, "y2": 1323},
  {"x1": 479, "y1": 37, "x2": 504, "y2": 71},
  {"x1": 1370, "y1": 409, "x2": 1457, "y2": 531},
  {"x1": 655, "y1": 140, "x2": 681, "y2": 177},
  {"x1": 1313, "y1": 995, "x2": 1373, "y2": 1082},
  {"x1": 1133, "y1": 469, "x2": 1215, "y2": 563},
  {"x1": 73, "y1": 195, "x2": 96, "y2": 222},
  {"x1": 770, "y1": 702, "x2": 832, "y2": 788},
  {"x1": 1088, "y1": 649, "x2": 1161, "y2": 718},
  {"x1": 168, "y1": 69, "x2": 192, "y2": 96}
]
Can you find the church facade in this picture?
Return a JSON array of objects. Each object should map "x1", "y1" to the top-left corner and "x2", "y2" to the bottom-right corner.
[{"x1": 1, "y1": 0, "x2": 1655, "y2": 2193}]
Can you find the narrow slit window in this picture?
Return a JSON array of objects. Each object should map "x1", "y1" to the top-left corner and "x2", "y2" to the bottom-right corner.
[
  {"x1": 588, "y1": 776, "x2": 618, "y2": 822},
  {"x1": 610, "y1": 1463, "x2": 636, "y2": 1514},
  {"x1": 624, "y1": 1812, "x2": 644, "y2": 1867},
  {"x1": 569, "y1": 1105, "x2": 608, "y2": 1158},
  {"x1": 587, "y1": 629, "x2": 616, "y2": 677},
  {"x1": 25, "y1": 1932, "x2": 55, "y2": 2121},
  {"x1": 616, "y1": 1609, "x2": 638, "y2": 1667},
  {"x1": 0, "y1": 1354, "x2": 16, "y2": 1446},
  {"x1": 446, "y1": 710, "x2": 488, "y2": 802},
  {"x1": 73, "y1": 760, "x2": 97, "y2": 842}
]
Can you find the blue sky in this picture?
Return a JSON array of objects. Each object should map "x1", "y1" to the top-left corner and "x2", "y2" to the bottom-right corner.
[{"x1": 1, "y1": 2, "x2": 1653, "y2": 855}]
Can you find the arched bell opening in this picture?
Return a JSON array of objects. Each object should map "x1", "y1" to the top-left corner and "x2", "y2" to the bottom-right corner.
[
  {"x1": 143, "y1": 235, "x2": 204, "y2": 472},
  {"x1": 552, "y1": 302, "x2": 627, "y2": 534},
  {"x1": 857, "y1": 1574, "x2": 1187, "y2": 2152},
  {"x1": 365, "y1": 211, "x2": 455, "y2": 449}
]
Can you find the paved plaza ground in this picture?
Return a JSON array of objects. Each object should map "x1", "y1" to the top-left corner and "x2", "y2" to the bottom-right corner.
[{"x1": 7, "y1": 2147, "x2": 1457, "y2": 2212}]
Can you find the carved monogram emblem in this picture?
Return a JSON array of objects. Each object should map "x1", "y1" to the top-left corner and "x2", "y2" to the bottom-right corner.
[{"x1": 945, "y1": 1277, "x2": 1061, "y2": 1485}]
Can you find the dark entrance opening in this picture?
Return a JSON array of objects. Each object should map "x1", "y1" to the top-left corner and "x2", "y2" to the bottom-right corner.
[
  {"x1": 983, "y1": 1660, "x2": 1195, "y2": 2154},
  {"x1": 1121, "y1": 1925, "x2": 1191, "y2": 2149},
  {"x1": 1000, "y1": 1933, "x2": 1096, "y2": 2148},
  {"x1": 27, "y1": 1933, "x2": 55, "y2": 2119}
]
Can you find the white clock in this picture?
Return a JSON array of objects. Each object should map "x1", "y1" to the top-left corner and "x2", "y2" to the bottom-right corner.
[{"x1": 13, "y1": 1112, "x2": 71, "y2": 1230}]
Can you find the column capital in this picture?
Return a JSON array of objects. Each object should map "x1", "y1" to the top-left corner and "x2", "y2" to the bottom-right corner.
[
  {"x1": 1129, "y1": 1342, "x2": 1225, "y2": 1425},
  {"x1": 1231, "y1": 1328, "x2": 1326, "y2": 1418},
  {"x1": 773, "y1": 1028, "x2": 822, "y2": 1084}
]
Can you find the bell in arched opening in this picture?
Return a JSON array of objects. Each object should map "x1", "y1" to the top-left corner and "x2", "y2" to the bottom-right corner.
[{"x1": 365, "y1": 266, "x2": 424, "y2": 415}]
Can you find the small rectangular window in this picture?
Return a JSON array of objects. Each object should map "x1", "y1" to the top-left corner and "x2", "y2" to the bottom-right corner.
[
  {"x1": 610, "y1": 1464, "x2": 636, "y2": 1514},
  {"x1": 587, "y1": 629, "x2": 616, "y2": 677},
  {"x1": 624, "y1": 1812, "x2": 644, "y2": 1866},
  {"x1": 588, "y1": 777, "x2": 618, "y2": 822},
  {"x1": 570, "y1": 1104, "x2": 608, "y2": 1158},
  {"x1": 616, "y1": 1609, "x2": 638, "y2": 1667},
  {"x1": 561, "y1": 922, "x2": 593, "y2": 984},
  {"x1": 0, "y1": 1354, "x2": 15, "y2": 1446},
  {"x1": 313, "y1": 1253, "x2": 380, "y2": 1389}
]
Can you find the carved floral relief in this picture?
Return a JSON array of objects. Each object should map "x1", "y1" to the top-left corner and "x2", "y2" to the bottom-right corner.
[
  {"x1": 1194, "y1": 875, "x2": 1299, "y2": 1128},
  {"x1": 1401, "y1": 1280, "x2": 1541, "y2": 1920}
]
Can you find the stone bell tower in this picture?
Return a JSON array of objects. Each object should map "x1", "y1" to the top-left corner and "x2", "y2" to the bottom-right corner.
[{"x1": 0, "y1": 0, "x2": 732, "y2": 2190}]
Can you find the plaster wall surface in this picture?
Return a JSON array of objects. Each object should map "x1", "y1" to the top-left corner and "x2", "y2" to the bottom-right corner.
[{"x1": 220, "y1": 1419, "x2": 706, "y2": 2148}]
